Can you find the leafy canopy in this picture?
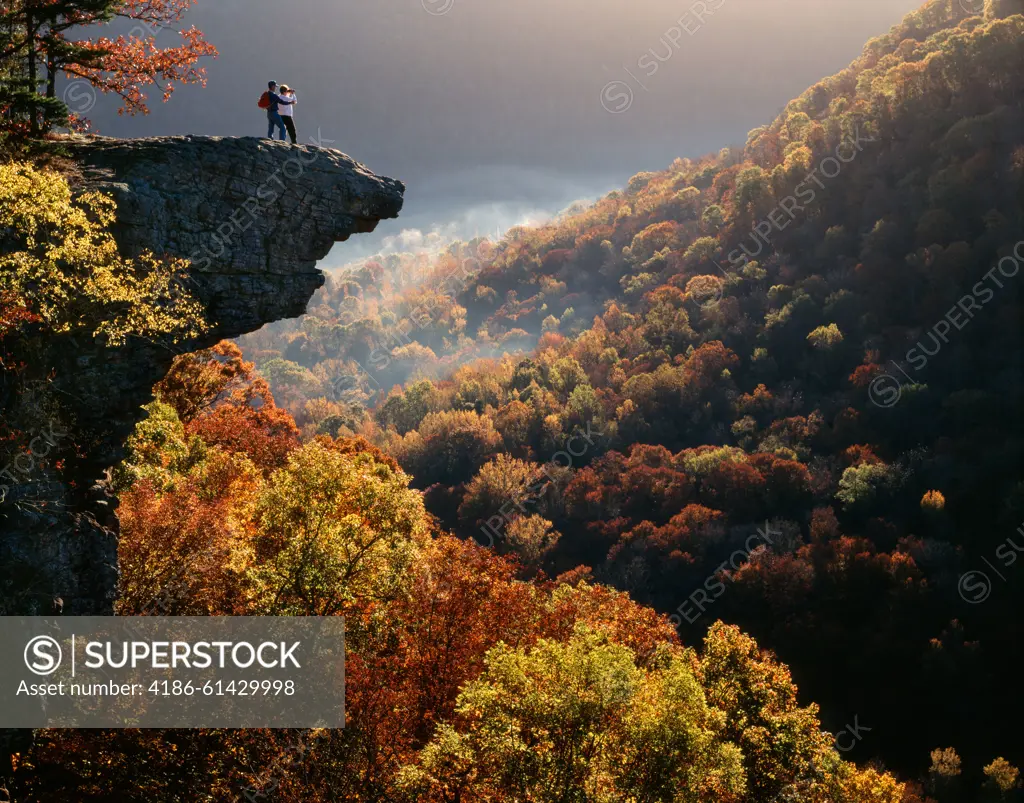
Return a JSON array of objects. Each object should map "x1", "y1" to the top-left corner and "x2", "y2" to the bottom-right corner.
[{"x1": 0, "y1": 161, "x2": 207, "y2": 344}]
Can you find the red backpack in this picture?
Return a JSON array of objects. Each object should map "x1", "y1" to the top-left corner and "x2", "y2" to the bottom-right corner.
[{"x1": 258, "y1": 91, "x2": 271, "y2": 110}]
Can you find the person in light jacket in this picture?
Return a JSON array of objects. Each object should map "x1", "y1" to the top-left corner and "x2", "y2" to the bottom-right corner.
[{"x1": 278, "y1": 84, "x2": 298, "y2": 145}]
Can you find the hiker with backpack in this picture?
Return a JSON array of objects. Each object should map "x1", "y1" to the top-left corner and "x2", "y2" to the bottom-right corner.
[
  {"x1": 258, "y1": 81, "x2": 295, "y2": 141},
  {"x1": 278, "y1": 85, "x2": 298, "y2": 145}
]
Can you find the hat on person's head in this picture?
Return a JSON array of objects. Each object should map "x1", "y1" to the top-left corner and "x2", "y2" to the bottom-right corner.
[
  {"x1": 280, "y1": 84, "x2": 291, "y2": 92},
  {"x1": 268, "y1": 80, "x2": 277, "y2": 88}
]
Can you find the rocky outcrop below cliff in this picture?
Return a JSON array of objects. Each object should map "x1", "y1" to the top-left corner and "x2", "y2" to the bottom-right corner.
[{"x1": 0, "y1": 135, "x2": 404, "y2": 621}]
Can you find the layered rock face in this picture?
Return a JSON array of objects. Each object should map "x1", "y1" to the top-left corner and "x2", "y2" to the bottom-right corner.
[
  {"x1": 70, "y1": 135, "x2": 404, "y2": 334},
  {"x1": 0, "y1": 135, "x2": 404, "y2": 621}
]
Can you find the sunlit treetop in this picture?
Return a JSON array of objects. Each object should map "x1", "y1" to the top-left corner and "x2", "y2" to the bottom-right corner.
[{"x1": 0, "y1": 161, "x2": 207, "y2": 345}]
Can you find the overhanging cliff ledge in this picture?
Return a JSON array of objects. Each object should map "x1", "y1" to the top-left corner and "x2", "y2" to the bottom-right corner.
[
  {"x1": 68, "y1": 134, "x2": 405, "y2": 334},
  {"x1": 1, "y1": 135, "x2": 404, "y2": 623}
]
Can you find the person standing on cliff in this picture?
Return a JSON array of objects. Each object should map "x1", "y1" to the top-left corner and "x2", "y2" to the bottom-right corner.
[
  {"x1": 261, "y1": 80, "x2": 294, "y2": 141},
  {"x1": 278, "y1": 85, "x2": 298, "y2": 145}
]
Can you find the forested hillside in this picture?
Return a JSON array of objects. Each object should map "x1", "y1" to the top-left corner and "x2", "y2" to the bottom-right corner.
[
  {"x1": 238, "y1": 0, "x2": 1024, "y2": 786},
  {"x1": 18, "y1": 344, "x2": 910, "y2": 802}
]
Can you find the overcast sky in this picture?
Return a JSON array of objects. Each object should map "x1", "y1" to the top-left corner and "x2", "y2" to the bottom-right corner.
[{"x1": 82, "y1": 0, "x2": 923, "y2": 263}]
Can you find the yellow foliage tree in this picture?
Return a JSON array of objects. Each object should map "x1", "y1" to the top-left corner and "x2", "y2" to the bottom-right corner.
[
  {"x1": 0, "y1": 161, "x2": 207, "y2": 345},
  {"x1": 241, "y1": 438, "x2": 430, "y2": 619},
  {"x1": 920, "y1": 490, "x2": 946, "y2": 512}
]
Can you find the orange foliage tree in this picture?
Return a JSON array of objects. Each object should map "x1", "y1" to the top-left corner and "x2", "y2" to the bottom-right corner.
[{"x1": 1, "y1": 0, "x2": 216, "y2": 134}]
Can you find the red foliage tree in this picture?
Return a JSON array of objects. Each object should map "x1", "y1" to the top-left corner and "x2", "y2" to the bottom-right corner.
[{"x1": 2, "y1": 0, "x2": 216, "y2": 133}]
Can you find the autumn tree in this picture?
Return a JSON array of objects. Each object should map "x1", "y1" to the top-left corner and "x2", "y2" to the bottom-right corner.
[
  {"x1": 117, "y1": 446, "x2": 260, "y2": 615},
  {"x1": 394, "y1": 409, "x2": 503, "y2": 486},
  {"x1": 154, "y1": 341, "x2": 259, "y2": 424},
  {"x1": 0, "y1": 0, "x2": 216, "y2": 134},
  {"x1": 395, "y1": 625, "x2": 747, "y2": 803},
  {"x1": 695, "y1": 622, "x2": 905, "y2": 803},
  {"x1": 242, "y1": 438, "x2": 430, "y2": 620},
  {"x1": 982, "y1": 757, "x2": 1020, "y2": 799},
  {"x1": 458, "y1": 453, "x2": 545, "y2": 530},
  {"x1": 0, "y1": 160, "x2": 206, "y2": 343}
]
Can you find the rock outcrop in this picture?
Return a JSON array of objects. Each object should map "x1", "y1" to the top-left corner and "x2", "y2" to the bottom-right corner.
[{"x1": 0, "y1": 135, "x2": 404, "y2": 620}]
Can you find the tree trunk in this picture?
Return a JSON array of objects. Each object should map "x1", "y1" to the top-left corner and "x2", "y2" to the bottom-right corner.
[
  {"x1": 25, "y1": 8, "x2": 38, "y2": 136},
  {"x1": 45, "y1": 29, "x2": 56, "y2": 99}
]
